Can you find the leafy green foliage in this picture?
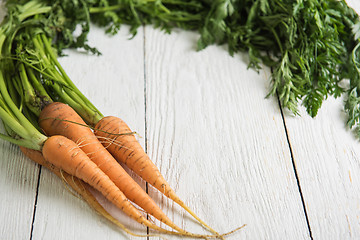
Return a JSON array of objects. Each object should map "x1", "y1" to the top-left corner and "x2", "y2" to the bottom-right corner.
[{"x1": 2, "y1": 0, "x2": 360, "y2": 137}]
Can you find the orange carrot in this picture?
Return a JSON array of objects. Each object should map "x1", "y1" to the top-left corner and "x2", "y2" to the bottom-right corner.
[
  {"x1": 20, "y1": 146, "x2": 57, "y2": 172},
  {"x1": 42, "y1": 135, "x2": 156, "y2": 228},
  {"x1": 19, "y1": 147, "x2": 158, "y2": 238},
  {"x1": 94, "y1": 116, "x2": 219, "y2": 235},
  {"x1": 40, "y1": 135, "x2": 196, "y2": 237},
  {"x1": 21, "y1": 145, "x2": 224, "y2": 239},
  {"x1": 41, "y1": 135, "x2": 224, "y2": 239},
  {"x1": 38, "y1": 102, "x2": 189, "y2": 234}
]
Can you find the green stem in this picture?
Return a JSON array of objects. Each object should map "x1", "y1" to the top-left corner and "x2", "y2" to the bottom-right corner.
[
  {"x1": 19, "y1": 63, "x2": 41, "y2": 116},
  {"x1": 18, "y1": 2, "x2": 51, "y2": 22},
  {"x1": 33, "y1": 35, "x2": 96, "y2": 121},
  {"x1": 41, "y1": 34, "x2": 103, "y2": 124},
  {"x1": 0, "y1": 106, "x2": 41, "y2": 149},
  {"x1": 5, "y1": 73, "x2": 20, "y2": 107},
  {"x1": 0, "y1": 131, "x2": 42, "y2": 150},
  {"x1": 270, "y1": 27, "x2": 283, "y2": 54},
  {"x1": 27, "y1": 67, "x2": 53, "y2": 105},
  {"x1": 0, "y1": 71, "x2": 32, "y2": 130},
  {"x1": 88, "y1": 0, "x2": 202, "y2": 14},
  {"x1": 63, "y1": 88, "x2": 99, "y2": 124},
  {"x1": 0, "y1": 71, "x2": 46, "y2": 145},
  {"x1": 52, "y1": 84, "x2": 78, "y2": 105},
  {"x1": 0, "y1": 94, "x2": 17, "y2": 121},
  {"x1": 41, "y1": 35, "x2": 99, "y2": 108},
  {"x1": 22, "y1": 105, "x2": 42, "y2": 132},
  {"x1": 89, "y1": 4, "x2": 124, "y2": 14},
  {"x1": 32, "y1": 35, "x2": 54, "y2": 71},
  {"x1": 49, "y1": 83, "x2": 96, "y2": 125}
]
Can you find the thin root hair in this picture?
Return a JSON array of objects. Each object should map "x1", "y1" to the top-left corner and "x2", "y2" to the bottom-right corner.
[{"x1": 39, "y1": 117, "x2": 138, "y2": 136}]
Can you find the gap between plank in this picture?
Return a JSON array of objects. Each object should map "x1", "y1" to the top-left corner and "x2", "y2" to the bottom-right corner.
[
  {"x1": 29, "y1": 165, "x2": 42, "y2": 240},
  {"x1": 276, "y1": 94, "x2": 313, "y2": 240},
  {"x1": 142, "y1": 25, "x2": 150, "y2": 240}
]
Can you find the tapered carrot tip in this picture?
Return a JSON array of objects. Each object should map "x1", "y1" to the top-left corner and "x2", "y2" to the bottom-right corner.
[
  {"x1": 94, "y1": 116, "x2": 178, "y2": 197},
  {"x1": 19, "y1": 146, "x2": 171, "y2": 239},
  {"x1": 39, "y1": 102, "x2": 193, "y2": 233},
  {"x1": 41, "y1": 136, "x2": 161, "y2": 231},
  {"x1": 39, "y1": 103, "x2": 225, "y2": 237},
  {"x1": 94, "y1": 116, "x2": 222, "y2": 236},
  {"x1": 22, "y1": 144, "x2": 235, "y2": 239}
]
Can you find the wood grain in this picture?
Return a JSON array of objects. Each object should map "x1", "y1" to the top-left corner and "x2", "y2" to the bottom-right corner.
[
  {"x1": 1, "y1": 1, "x2": 360, "y2": 239},
  {"x1": 283, "y1": 96, "x2": 360, "y2": 239},
  {"x1": 282, "y1": 1, "x2": 360, "y2": 239},
  {"x1": 30, "y1": 25, "x2": 147, "y2": 240},
  {"x1": 0, "y1": 140, "x2": 39, "y2": 239},
  {"x1": 0, "y1": 3, "x2": 39, "y2": 239},
  {"x1": 144, "y1": 26, "x2": 310, "y2": 239}
]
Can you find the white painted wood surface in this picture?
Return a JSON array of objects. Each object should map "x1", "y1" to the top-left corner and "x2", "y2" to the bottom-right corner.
[
  {"x1": 31, "y1": 26, "x2": 147, "y2": 240},
  {"x1": 0, "y1": 1, "x2": 360, "y2": 239},
  {"x1": 144, "y1": 26, "x2": 308, "y2": 239}
]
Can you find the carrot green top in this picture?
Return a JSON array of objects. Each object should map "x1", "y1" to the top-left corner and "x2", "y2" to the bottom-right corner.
[
  {"x1": 0, "y1": 2, "x2": 51, "y2": 150},
  {"x1": 2, "y1": 0, "x2": 360, "y2": 142}
]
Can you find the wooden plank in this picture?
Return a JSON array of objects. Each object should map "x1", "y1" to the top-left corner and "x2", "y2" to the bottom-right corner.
[
  {"x1": 144, "y1": 26, "x2": 310, "y2": 239},
  {"x1": 2, "y1": 2, "x2": 358, "y2": 239},
  {"x1": 348, "y1": 0, "x2": 360, "y2": 13},
  {"x1": 0, "y1": 141, "x2": 39, "y2": 239},
  {"x1": 283, "y1": 97, "x2": 360, "y2": 239},
  {"x1": 280, "y1": 1, "x2": 360, "y2": 239},
  {"x1": 0, "y1": 3, "x2": 40, "y2": 239},
  {"x1": 30, "y1": 25, "x2": 147, "y2": 240}
]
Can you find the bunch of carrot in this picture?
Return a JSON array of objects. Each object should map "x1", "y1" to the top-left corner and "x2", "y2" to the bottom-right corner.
[{"x1": 0, "y1": 1, "x2": 243, "y2": 238}]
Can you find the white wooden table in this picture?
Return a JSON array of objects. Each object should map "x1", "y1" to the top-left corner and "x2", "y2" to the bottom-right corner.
[{"x1": 1, "y1": 1, "x2": 360, "y2": 239}]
